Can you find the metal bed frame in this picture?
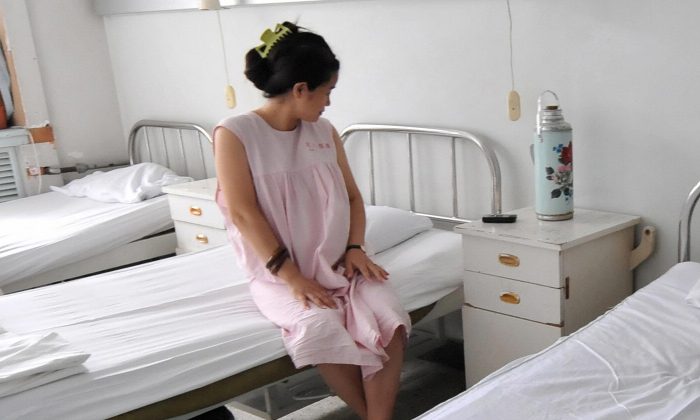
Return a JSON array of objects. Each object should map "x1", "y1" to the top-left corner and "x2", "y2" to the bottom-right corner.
[
  {"x1": 108, "y1": 123, "x2": 504, "y2": 420},
  {"x1": 340, "y1": 123, "x2": 503, "y2": 224},
  {"x1": 1, "y1": 121, "x2": 212, "y2": 294},
  {"x1": 679, "y1": 180, "x2": 700, "y2": 262},
  {"x1": 128, "y1": 119, "x2": 214, "y2": 179}
]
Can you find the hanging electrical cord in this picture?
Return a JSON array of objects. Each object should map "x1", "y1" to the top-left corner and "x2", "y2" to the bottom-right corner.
[
  {"x1": 199, "y1": 0, "x2": 236, "y2": 108},
  {"x1": 506, "y1": 0, "x2": 515, "y2": 92},
  {"x1": 506, "y1": 0, "x2": 520, "y2": 121},
  {"x1": 216, "y1": 9, "x2": 236, "y2": 109}
]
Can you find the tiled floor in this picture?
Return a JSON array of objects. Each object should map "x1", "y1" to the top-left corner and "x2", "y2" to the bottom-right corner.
[{"x1": 227, "y1": 340, "x2": 466, "y2": 420}]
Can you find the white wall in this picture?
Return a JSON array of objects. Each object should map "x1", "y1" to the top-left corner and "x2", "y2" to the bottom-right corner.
[
  {"x1": 17, "y1": 0, "x2": 700, "y2": 288},
  {"x1": 25, "y1": 0, "x2": 124, "y2": 166}
]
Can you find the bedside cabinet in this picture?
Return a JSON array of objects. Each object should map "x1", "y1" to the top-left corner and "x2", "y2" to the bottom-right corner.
[
  {"x1": 455, "y1": 207, "x2": 642, "y2": 387},
  {"x1": 162, "y1": 178, "x2": 227, "y2": 254}
]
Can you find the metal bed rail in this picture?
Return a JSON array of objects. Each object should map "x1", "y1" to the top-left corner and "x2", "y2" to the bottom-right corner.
[
  {"x1": 340, "y1": 123, "x2": 502, "y2": 224},
  {"x1": 128, "y1": 120, "x2": 213, "y2": 180},
  {"x1": 679, "y1": 180, "x2": 700, "y2": 262}
]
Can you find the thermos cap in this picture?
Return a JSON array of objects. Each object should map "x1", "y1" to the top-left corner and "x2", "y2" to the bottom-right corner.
[{"x1": 537, "y1": 91, "x2": 571, "y2": 132}]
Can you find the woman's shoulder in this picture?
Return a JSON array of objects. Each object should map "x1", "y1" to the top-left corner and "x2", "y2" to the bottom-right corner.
[
  {"x1": 215, "y1": 112, "x2": 266, "y2": 145},
  {"x1": 216, "y1": 112, "x2": 258, "y2": 133},
  {"x1": 315, "y1": 117, "x2": 333, "y2": 129},
  {"x1": 305, "y1": 117, "x2": 336, "y2": 138}
]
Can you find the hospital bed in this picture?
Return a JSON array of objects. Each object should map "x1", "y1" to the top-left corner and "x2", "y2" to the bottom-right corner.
[
  {"x1": 0, "y1": 123, "x2": 504, "y2": 419},
  {"x1": 0, "y1": 120, "x2": 213, "y2": 294},
  {"x1": 417, "y1": 183, "x2": 700, "y2": 419}
]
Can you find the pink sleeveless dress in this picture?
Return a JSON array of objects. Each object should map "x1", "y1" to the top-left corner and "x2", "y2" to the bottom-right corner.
[{"x1": 214, "y1": 112, "x2": 411, "y2": 378}]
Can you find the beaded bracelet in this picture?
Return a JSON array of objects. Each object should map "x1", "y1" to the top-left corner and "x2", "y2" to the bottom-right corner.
[
  {"x1": 266, "y1": 246, "x2": 289, "y2": 274},
  {"x1": 345, "y1": 244, "x2": 365, "y2": 253},
  {"x1": 269, "y1": 249, "x2": 289, "y2": 275},
  {"x1": 265, "y1": 245, "x2": 285, "y2": 268}
]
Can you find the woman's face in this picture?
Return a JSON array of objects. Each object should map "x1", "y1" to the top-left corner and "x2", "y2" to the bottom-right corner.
[{"x1": 298, "y1": 72, "x2": 338, "y2": 122}]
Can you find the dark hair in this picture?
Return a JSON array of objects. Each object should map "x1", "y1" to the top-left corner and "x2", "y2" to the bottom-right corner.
[{"x1": 244, "y1": 22, "x2": 340, "y2": 98}]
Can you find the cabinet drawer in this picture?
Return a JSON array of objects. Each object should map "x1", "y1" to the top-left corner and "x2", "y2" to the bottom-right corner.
[
  {"x1": 175, "y1": 221, "x2": 228, "y2": 252},
  {"x1": 462, "y1": 305, "x2": 561, "y2": 386},
  {"x1": 168, "y1": 195, "x2": 224, "y2": 229},
  {"x1": 462, "y1": 236, "x2": 561, "y2": 287},
  {"x1": 464, "y1": 271, "x2": 562, "y2": 325}
]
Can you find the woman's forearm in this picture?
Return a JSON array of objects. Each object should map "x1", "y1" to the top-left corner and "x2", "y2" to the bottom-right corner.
[
  {"x1": 227, "y1": 206, "x2": 303, "y2": 283},
  {"x1": 347, "y1": 194, "x2": 366, "y2": 246}
]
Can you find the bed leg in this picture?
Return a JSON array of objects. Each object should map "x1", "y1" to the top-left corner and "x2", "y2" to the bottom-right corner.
[
  {"x1": 629, "y1": 226, "x2": 656, "y2": 271},
  {"x1": 437, "y1": 316, "x2": 447, "y2": 340},
  {"x1": 263, "y1": 385, "x2": 281, "y2": 419},
  {"x1": 228, "y1": 390, "x2": 275, "y2": 420}
]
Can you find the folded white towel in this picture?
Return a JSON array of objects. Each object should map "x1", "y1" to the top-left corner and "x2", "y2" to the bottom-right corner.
[{"x1": 0, "y1": 331, "x2": 90, "y2": 397}]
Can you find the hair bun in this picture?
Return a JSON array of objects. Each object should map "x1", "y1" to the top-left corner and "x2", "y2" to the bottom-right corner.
[
  {"x1": 244, "y1": 21, "x2": 339, "y2": 98},
  {"x1": 244, "y1": 48, "x2": 274, "y2": 91},
  {"x1": 280, "y1": 21, "x2": 300, "y2": 33}
]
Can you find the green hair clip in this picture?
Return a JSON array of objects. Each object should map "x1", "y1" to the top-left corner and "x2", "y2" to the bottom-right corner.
[{"x1": 255, "y1": 23, "x2": 292, "y2": 59}]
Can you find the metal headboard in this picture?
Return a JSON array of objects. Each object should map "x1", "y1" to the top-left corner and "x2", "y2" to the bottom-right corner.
[
  {"x1": 678, "y1": 180, "x2": 700, "y2": 262},
  {"x1": 340, "y1": 123, "x2": 502, "y2": 225},
  {"x1": 128, "y1": 120, "x2": 214, "y2": 180}
]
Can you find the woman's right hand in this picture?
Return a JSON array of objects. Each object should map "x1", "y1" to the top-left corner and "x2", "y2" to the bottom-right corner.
[{"x1": 286, "y1": 275, "x2": 337, "y2": 310}]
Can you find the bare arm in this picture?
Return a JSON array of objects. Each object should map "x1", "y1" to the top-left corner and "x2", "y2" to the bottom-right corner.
[
  {"x1": 332, "y1": 128, "x2": 365, "y2": 247},
  {"x1": 332, "y1": 128, "x2": 388, "y2": 281},
  {"x1": 215, "y1": 126, "x2": 336, "y2": 308}
]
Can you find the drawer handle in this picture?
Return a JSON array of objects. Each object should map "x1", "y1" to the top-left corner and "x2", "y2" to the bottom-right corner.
[
  {"x1": 195, "y1": 234, "x2": 209, "y2": 244},
  {"x1": 499, "y1": 292, "x2": 521, "y2": 305},
  {"x1": 189, "y1": 206, "x2": 203, "y2": 216},
  {"x1": 498, "y1": 253, "x2": 520, "y2": 267}
]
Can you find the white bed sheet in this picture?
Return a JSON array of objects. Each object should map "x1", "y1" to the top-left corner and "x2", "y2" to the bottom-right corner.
[
  {"x1": 0, "y1": 228, "x2": 461, "y2": 420},
  {"x1": 419, "y1": 261, "x2": 700, "y2": 420},
  {"x1": 0, "y1": 192, "x2": 173, "y2": 289}
]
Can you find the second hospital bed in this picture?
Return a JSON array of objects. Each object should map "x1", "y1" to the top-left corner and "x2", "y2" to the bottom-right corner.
[
  {"x1": 0, "y1": 123, "x2": 504, "y2": 419},
  {"x1": 0, "y1": 120, "x2": 213, "y2": 294}
]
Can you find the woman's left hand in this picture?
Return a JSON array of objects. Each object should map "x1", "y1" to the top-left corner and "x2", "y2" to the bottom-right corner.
[{"x1": 343, "y1": 249, "x2": 389, "y2": 281}]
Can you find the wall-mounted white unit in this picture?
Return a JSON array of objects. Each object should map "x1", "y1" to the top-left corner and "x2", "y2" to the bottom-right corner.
[
  {"x1": 92, "y1": 0, "x2": 329, "y2": 15},
  {"x1": 0, "y1": 129, "x2": 30, "y2": 203}
]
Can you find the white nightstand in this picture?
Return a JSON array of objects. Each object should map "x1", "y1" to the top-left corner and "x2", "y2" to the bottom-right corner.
[
  {"x1": 162, "y1": 178, "x2": 227, "y2": 254},
  {"x1": 455, "y1": 207, "x2": 643, "y2": 387}
]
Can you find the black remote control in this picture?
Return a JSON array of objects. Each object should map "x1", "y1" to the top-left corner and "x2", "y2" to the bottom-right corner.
[{"x1": 482, "y1": 214, "x2": 518, "y2": 223}]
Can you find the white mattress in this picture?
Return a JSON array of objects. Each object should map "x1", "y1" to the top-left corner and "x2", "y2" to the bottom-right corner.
[
  {"x1": 418, "y1": 261, "x2": 700, "y2": 420},
  {"x1": 0, "y1": 228, "x2": 462, "y2": 420},
  {"x1": 0, "y1": 192, "x2": 173, "y2": 289}
]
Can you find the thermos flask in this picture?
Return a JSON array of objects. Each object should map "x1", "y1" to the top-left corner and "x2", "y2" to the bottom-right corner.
[{"x1": 533, "y1": 90, "x2": 573, "y2": 221}]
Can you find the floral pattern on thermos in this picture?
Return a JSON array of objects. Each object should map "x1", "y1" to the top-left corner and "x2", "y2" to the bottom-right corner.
[
  {"x1": 534, "y1": 128, "x2": 573, "y2": 219},
  {"x1": 545, "y1": 141, "x2": 573, "y2": 200}
]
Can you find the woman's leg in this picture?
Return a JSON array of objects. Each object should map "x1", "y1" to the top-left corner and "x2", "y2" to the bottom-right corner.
[
  {"x1": 362, "y1": 326, "x2": 405, "y2": 420},
  {"x1": 317, "y1": 363, "x2": 367, "y2": 419}
]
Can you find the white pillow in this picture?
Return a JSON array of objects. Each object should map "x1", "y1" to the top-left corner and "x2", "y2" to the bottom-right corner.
[
  {"x1": 364, "y1": 205, "x2": 433, "y2": 256},
  {"x1": 686, "y1": 278, "x2": 700, "y2": 308},
  {"x1": 50, "y1": 162, "x2": 193, "y2": 203}
]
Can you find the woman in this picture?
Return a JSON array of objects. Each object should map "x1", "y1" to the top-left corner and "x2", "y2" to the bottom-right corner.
[{"x1": 214, "y1": 22, "x2": 410, "y2": 420}]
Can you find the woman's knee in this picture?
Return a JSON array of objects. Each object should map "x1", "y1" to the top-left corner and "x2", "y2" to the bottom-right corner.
[{"x1": 296, "y1": 307, "x2": 347, "y2": 338}]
